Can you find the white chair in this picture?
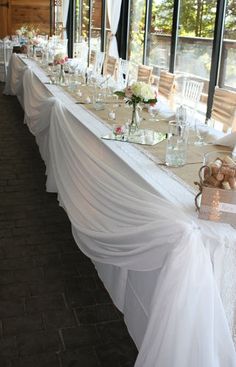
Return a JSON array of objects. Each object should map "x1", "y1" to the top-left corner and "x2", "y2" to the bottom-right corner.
[
  {"x1": 0, "y1": 41, "x2": 13, "y2": 82},
  {"x1": 182, "y1": 79, "x2": 204, "y2": 109},
  {"x1": 94, "y1": 51, "x2": 105, "y2": 76},
  {"x1": 117, "y1": 58, "x2": 130, "y2": 89},
  {"x1": 181, "y1": 79, "x2": 204, "y2": 144},
  {"x1": 73, "y1": 42, "x2": 89, "y2": 73}
]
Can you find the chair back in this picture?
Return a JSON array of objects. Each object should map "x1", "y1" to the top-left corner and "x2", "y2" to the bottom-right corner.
[
  {"x1": 137, "y1": 64, "x2": 153, "y2": 84},
  {"x1": 0, "y1": 41, "x2": 13, "y2": 82},
  {"x1": 182, "y1": 79, "x2": 204, "y2": 108},
  {"x1": 103, "y1": 55, "x2": 118, "y2": 79},
  {"x1": 117, "y1": 58, "x2": 129, "y2": 88},
  {"x1": 211, "y1": 87, "x2": 236, "y2": 132},
  {"x1": 158, "y1": 70, "x2": 175, "y2": 99},
  {"x1": 94, "y1": 51, "x2": 105, "y2": 75},
  {"x1": 74, "y1": 42, "x2": 88, "y2": 62},
  {"x1": 89, "y1": 50, "x2": 97, "y2": 68}
]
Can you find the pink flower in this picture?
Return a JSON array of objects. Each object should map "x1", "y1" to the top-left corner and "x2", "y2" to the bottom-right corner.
[
  {"x1": 114, "y1": 126, "x2": 124, "y2": 135},
  {"x1": 125, "y1": 87, "x2": 133, "y2": 98}
]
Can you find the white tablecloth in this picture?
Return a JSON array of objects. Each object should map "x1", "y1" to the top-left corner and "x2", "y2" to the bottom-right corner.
[{"x1": 4, "y1": 54, "x2": 236, "y2": 367}]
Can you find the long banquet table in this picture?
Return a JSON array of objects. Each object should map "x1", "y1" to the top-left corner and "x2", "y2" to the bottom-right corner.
[{"x1": 4, "y1": 53, "x2": 236, "y2": 367}]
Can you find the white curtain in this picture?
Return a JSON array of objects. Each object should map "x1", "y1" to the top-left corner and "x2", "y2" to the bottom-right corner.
[
  {"x1": 62, "y1": 0, "x2": 70, "y2": 39},
  {"x1": 107, "y1": 0, "x2": 122, "y2": 58}
]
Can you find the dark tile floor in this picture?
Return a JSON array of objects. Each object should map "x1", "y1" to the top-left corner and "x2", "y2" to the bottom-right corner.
[{"x1": 0, "y1": 83, "x2": 138, "y2": 367}]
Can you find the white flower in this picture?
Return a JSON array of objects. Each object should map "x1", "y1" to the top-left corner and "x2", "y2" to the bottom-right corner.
[{"x1": 130, "y1": 82, "x2": 154, "y2": 101}]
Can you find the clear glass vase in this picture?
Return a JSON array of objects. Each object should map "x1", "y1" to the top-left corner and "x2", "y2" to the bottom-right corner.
[
  {"x1": 58, "y1": 64, "x2": 65, "y2": 85},
  {"x1": 32, "y1": 45, "x2": 36, "y2": 58},
  {"x1": 129, "y1": 103, "x2": 140, "y2": 135}
]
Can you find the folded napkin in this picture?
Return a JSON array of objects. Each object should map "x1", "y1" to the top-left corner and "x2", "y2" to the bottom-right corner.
[{"x1": 213, "y1": 131, "x2": 236, "y2": 149}]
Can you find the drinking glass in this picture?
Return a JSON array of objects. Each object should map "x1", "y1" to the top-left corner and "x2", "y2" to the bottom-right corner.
[
  {"x1": 176, "y1": 105, "x2": 187, "y2": 125},
  {"x1": 108, "y1": 94, "x2": 120, "y2": 120},
  {"x1": 148, "y1": 104, "x2": 160, "y2": 122},
  {"x1": 165, "y1": 120, "x2": 189, "y2": 167},
  {"x1": 194, "y1": 121, "x2": 209, "y2": 146},
  {"x1": 93, "y1": 93, "x2": 105, "y2": 111}
]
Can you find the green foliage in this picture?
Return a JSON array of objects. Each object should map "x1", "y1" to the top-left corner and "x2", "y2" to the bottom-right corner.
[
  {"x1": 129, "y1": 0, "x2": 146, "y2": 62},
  {"x1": 151, "y1": 0, "x2": 236, "y2": 38}
]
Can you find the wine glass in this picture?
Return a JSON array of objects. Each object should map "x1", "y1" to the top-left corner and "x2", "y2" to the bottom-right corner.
[
  {"x1": 176, "y1": 105, "x2": 187, "y2": 125},
  {"x1": 194, "y1": 121, "x2": 209, "y2": 146}
]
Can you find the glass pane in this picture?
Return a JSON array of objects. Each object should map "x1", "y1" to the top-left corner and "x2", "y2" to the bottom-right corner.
[
  {"x1": 74, "y1": 0, "x2": 89, "y2": 44},
  {"x1": 146, "y1": 0, "x2": 173, "y2": 75},
  {"x1": 91, "y1": 0, "x2": 102, "y2": 50},
  {"x1": 105, "y1": 7, "x2": 111, "y2": 53},
  {"x1": 220, "y1": 0, "x2": 236, "y2": 89},
  {"x1": 175, "y1": 0, "x2": 217, "y2": 113},
  {"x1": 128, "y1": 0, "x2": 146, "y2": 64}
]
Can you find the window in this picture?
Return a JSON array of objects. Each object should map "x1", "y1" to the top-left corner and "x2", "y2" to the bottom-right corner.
[
  {"x1": 128, "y1": 0, "x2": 146, "y2": 64},
  {"x1": 146, "y1": 0, "x2": 173, "y2": 74},
  {"x1": 68, "y1": 0, "x2": 236, "y2": 121},
  {"x1": 91, "y1": 0, "x2": 102, "y2": 50},
  {"x1": 74, "y1": 0, "x2": 90, "y2": 44},
  {"x1": 220, "y1": 0, "x2": 236, "y2": 89},
  {"x1": 175, "y1": 0, "x2": 217, "y2": 110}
]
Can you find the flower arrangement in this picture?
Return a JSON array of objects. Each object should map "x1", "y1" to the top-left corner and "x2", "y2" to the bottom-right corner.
[
  {"x1": 115, "y1": 82, "x2": 157, "y2": 107},
  {"x1": 115, "y1": 82, "x2": 157, "y2": 133},
  {"x1": 15, "y1": 26, "x2": 28, "y2": 37},
  {"x1": 15, "y1": 24, "x2": 39, "y2": 39},
  {"x1": 53, "y1": 53, "x2": 68, "y2": 65}
]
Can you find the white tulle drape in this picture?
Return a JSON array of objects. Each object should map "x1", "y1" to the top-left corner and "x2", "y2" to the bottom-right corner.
[
  {"x1": 4, "y1": 57, "x2": 236, "y2": 367},
  {"x1": 107, "y1": 0, "x2": 122, "y2": 58},
  {"x1": 62, "y1": 0, "x2": 70, "y2": 39}
]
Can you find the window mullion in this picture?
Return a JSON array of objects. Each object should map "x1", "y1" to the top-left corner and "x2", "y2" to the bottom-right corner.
[
  {"x1": 206, "y1": 0, "x2": 226, "y2": 119},
  {"x1": 169, "y1": 0, "x2": 180, "y2": 73}
]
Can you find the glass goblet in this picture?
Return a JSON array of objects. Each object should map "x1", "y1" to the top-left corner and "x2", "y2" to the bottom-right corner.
[{"x1": 194, "y1": 121, "x2": 209, "y2": 146}]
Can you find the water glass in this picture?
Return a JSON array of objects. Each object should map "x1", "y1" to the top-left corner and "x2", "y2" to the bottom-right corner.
[
  {"x1": 165, "y1": 120, "x2": 188, "y2": 167},
  {"x1": 92, "y1": 93, "x2": 105, "y2": 111}
]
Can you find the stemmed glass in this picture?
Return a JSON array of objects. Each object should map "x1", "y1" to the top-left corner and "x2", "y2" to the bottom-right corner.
[
  {"x1": 176, "y1": 105, "x2": 187, "y2": 125},
  {"x1": 194, "y1": 121, "x2": 209, "y2": 146}
]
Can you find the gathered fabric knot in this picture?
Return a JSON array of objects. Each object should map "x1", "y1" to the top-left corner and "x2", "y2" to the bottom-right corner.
[{"x1": 109, "y1": 32, "x2": 116, "y2": 39}]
